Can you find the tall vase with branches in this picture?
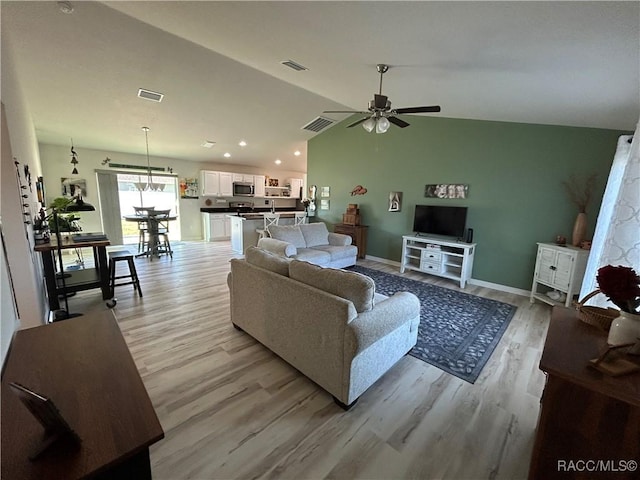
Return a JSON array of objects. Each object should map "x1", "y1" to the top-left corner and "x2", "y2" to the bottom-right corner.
[{"x1": 563, "y1": 173, "x2": 597, "y2": 247}]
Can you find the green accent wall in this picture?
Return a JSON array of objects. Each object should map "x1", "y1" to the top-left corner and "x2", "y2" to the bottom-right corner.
[{"x1": 308, "y1": 115, "x2": 628, "y2": 290}]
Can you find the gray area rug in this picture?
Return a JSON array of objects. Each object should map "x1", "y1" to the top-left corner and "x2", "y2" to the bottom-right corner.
[{"x1": 348, "y1": 265, "x2": 517, "y2": 383}]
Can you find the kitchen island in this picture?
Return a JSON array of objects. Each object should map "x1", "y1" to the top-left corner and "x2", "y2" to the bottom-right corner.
[{"x1": 228, "y1": 211, "x2": 304, "y2": 254}]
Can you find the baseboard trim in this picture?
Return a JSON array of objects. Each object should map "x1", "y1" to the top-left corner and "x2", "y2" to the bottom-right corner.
[{"x1": 363, "y1": 255, "x2": 530, "y2": 298}]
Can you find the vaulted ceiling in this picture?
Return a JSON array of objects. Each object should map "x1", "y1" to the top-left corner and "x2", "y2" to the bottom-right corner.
[{"x1": 2, "y1": 1, "x2": 638, "y2": 171}]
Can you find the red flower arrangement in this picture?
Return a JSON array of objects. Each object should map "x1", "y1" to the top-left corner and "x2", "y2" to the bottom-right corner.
[{"x1": 596, "y1": 265, "x2": 640, "y2": 314}]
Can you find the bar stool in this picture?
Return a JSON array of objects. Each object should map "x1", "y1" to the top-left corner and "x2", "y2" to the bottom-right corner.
[
  {"x1": 294, "y1": 212, "x2": 307, "y2": 225},
  {"x1": 256, "y1": 213, "x2": 280, "y2": 240},
  {"x1": 109, "y1": 249, "x2": 143, "y2": 298},
  {"x1": 133, "y1": 206, "x2": 154, "y2": 253}
]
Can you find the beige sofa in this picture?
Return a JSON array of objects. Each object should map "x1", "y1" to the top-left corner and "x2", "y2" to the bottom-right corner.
[
  {"x1": 227, "y1": 246, "x2": 420, "y2": 409},
  {"x1": 258, "y1": 222, "x2": 357, "y2": 268}
]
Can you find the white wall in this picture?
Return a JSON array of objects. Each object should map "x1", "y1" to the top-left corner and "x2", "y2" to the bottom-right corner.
[
  {"x1": 39, "y1": 143, "x2": 305, "y2": 241},
  {"x1": 1, "y1": 34, "x2": 47, "y2": 338}
]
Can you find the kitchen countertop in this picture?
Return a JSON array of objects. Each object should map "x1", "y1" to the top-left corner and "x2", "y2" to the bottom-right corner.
[
  {"x1": 231, "y1": 211, "x2": 304, "y2": 219},
  {"x1": 200, "y1": 207, "x2": 304, "y2": 215}
]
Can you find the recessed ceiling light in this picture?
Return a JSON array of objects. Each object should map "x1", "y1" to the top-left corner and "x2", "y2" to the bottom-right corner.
[
  {"x1": 201, "y1": 141, "x2": 216, "y2": 148},
  {"x1": 238, "y1": 140, "x2": 247, "y2": 147},
  {"x1": 275, "y1": 159, "x2": 282, "y2": 165},
  {"x1": 224, "y1": 152, "x2": 231, "y2": 158},
  {"x1": 294, "y1": 150, "x2": 301, "y2": 156}
]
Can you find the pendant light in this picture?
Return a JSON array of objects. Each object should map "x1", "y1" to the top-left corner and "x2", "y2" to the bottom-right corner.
[{"x1": 139, "y1": 126, "x2": 163, "y2": 192}]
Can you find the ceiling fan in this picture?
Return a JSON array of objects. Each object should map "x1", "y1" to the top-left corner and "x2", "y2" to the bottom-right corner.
[{"x1": 324, "y1": 64, "x2": 441, "y2": 133}]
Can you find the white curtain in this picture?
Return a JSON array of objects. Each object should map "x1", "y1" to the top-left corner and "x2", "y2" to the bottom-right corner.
[
  {"x1": 580, "y1": 122, "x2": 640, "y2": 307},
  {"x1": 96, "y1": 171, "x2": 123, "y2": 245}
]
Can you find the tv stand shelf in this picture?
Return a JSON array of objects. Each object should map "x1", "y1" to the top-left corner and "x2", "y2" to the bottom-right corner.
[{"x1": 400, "y1": 235, "x2": 476, "y2": 288}]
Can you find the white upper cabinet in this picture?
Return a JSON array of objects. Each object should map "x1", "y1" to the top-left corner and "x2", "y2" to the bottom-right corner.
[
  {"x1": 219, "y1": 172, "x2": 233, "y2": 197},
  {"x1": 287, "y1": 178, "x2": 303, "y2": 198},
  {"x1": 201, "y1": 171, "x2": 220, "y2": 196},
  {"x1": 254, "y1": 175, "x2": 266, "y2": 197}
]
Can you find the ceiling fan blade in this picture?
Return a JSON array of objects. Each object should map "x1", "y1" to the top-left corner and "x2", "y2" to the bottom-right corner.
[
  {"x1": 347, "y1": 117, "x2": 369, "y2": 128},
  {"x1": 388, "y1": 116, "x2": 410, "y2": 128},
  {"x1": 323, "y1": 110, "x2": 368, "y2": 114},
  {"x1": 374, "y1": 94, "x2": 388, "y2": 109},
  {"x1": 394, "y1": 105, "x2": 441, "y2": 114}
]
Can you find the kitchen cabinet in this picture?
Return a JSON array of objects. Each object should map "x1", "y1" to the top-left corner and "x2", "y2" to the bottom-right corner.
[
  {"x1": 232, "y1": 173, "x2": 254, "y2": 184},
  {"x1": 254, "y1": 175, "x2": 266, "y2": 197},
  {"x1": 201, "y1": 170, "x2": 220, "y2": 196},
  {"x1": 202, "y1": 213, "x2": 230, "y2": 241},
  {"x1": 219, "y1": 172, "x2": 233, "y2": 197},
  {"x1": 530, "y1": 243, "x2": 588, "y2": 308},
  {"x1": 287, "y1": 178, "x2": 303, "y2": 198}
]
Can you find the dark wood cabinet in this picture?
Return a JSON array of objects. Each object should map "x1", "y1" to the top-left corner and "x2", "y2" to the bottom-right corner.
[
  {"x1": 528, "y1": 307, "x2": 640, "y2": 480},
  {"x1": 334, "y1": 224, "x2": 368, "y2": 259}
]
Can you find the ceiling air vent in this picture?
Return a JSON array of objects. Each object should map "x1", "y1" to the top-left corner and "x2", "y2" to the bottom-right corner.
[
  {"x1": 137, "y1": 88, "x2": 164, "y2": 102},
  {"x1": 281, "y1": 59, "x2": 308, "y2": 72},
  {"x1": 302, "y1": 116, "x2": 335, "y2": 133}
]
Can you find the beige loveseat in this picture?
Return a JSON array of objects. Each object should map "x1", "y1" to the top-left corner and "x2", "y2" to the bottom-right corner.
[
  {"x1": 258, "y1": 222, "x2": 357, "y2": 268},
  {"x1": 227, "y1": 246, "x2": 421, "y2": 409}
]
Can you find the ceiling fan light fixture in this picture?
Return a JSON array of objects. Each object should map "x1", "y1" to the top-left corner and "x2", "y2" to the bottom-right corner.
[
  {"x1": 376, "y1": 117, "x2": 390, "y2": 134},
  {"x1": 362, "y1": 117, "x2": 376, "y2": 133}
]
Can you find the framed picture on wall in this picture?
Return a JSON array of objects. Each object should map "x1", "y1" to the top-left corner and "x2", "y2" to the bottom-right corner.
[
  {"x1": 389, "y1": 192, "x2": 402, "y2": 212},
  {"x1": 321, "y1": 186, "x2": 330, "y2": 197},
  {"x1": 320, "y1": 199, "x2": 330, "y2": 210},
  {"x1": 425, "y1": 184, "x2": 468, "y2": 199}
]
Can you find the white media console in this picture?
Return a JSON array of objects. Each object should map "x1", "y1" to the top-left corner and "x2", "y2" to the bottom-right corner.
[{"x1": 400, "y1": 235, "x2": 476, "y2": 288}]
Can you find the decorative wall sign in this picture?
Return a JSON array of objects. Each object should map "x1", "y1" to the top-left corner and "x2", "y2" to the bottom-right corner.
[
  {"x1": 321, "y1": 186, "x2": 330, "y2": 197},
  {"x1": 320, "y1": 199, "x2": 330, "y2": 210},
  {"x1": 351, "y1": 185, "x2": 367, "y2": 196},
  {"x1": 389, "y1": 192, "x2": 402, "y2": 212},
  {"x1": 425, "y1": 184, "x2": 469, "y2": 199}
]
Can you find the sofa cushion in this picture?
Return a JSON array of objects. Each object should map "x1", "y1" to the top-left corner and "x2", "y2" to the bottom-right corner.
[
  {"x1": 245, "y1": 246, "x2": 291, "y2": 276},
  {"x1": 294, "y1": 248, "x2": 332, "y2": 266},
  {"x1": 312, "y1": 244, "x2": 358, "y2": 261},
  {"x1": 300, "y1": 223, "x2": 329, "y2": 248},
  {"x1": 268, "y1": 225, "x2": 307, "y2": 248},
  {"x1": 289, "y1": 260, "x2": 375, "y2": 313}
]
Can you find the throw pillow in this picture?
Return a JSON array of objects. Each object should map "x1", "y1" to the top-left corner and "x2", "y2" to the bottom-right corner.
[
  {"x1": 268, "y1": 225, "x2": 307, "y2": 248},
  {"x1": 289, "y1": 260, "x2": 375, "y2": 313},
  {"x1": 245, "y1": 246, "x2": 291, "y2": 276},
  {"x1": 300, "y1": 223, "x2": 329, "y2": 248}
]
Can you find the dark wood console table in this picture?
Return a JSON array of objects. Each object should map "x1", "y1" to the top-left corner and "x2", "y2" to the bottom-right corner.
[
  {"x1": 34, "y1": 236, "x2": 111, "y2": 311},
  {"x1": 528, "y1": 307, "x2": 640, "y2": 479},
  {"x1": 334, "y1": 224, "x2": 368, "y2": 259},
  {"x1": 1, "y1": 311, "x2": 164, "y2": 479}
]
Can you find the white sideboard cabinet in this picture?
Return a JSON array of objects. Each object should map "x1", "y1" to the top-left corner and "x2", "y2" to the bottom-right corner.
[
  {"x1": 401, "y1": 235, "x2": 476, "y2": 288},
  {"x1": 530, "y1": 242, "x2": 589, "y2": 308}
]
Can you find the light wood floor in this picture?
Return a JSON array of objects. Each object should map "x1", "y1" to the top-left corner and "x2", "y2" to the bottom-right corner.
[{"x1": 68, "y1": 241, "x2": 551, "y2": 480}]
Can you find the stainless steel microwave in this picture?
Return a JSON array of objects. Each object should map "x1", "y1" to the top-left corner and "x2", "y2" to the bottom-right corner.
[{"x1": 233, "y1": 182, "x2": 254, "y2": 197}]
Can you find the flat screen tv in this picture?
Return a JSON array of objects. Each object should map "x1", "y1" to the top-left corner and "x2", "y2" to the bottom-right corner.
[{"x1": 412, "y1": 205, "x2": 467, "y2": 238}]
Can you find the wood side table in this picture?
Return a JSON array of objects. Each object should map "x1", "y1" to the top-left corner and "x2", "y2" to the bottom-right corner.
[
  {"x1": 528, "y1": 307, "x2": 640, "y2": 479},
  {"x1": 334, "y1": 224, "x2": 368, "y2": 259},
  {"x1": 1, "y1": 311, "x2": 164, "y2": 479}
]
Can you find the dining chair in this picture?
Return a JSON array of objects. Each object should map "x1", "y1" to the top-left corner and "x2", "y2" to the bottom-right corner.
[
  {"x1": 294, "y1": 212, "x2": 307, "y2": 226},
  {"x1": 147, "y1": 209, "x2": 173, "y2": 259},
  {"x1": 257, "y1": 213, "x2": 280, "y2": 240},
  {"x1": 133, "y1": 206, "x2": 154, "y2": 253}
]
